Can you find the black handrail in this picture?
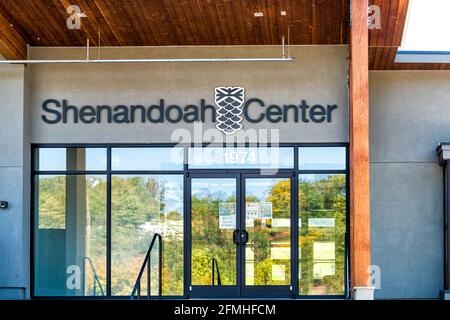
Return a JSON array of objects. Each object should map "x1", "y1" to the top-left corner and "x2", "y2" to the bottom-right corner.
[
  {"x1": 84, "y1": 256, "x2": 105, "y2": 296},
  {"x1": 211, "y1": 257, "x2": 222, "y2": 286},
  {"x1": 130, "y1": 233, "x2": 162, "y2": 299}
]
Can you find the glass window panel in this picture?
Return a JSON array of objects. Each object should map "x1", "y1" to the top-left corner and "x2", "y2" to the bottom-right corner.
[
  {"x1": 191, "y1": 178, "x2": 237, "y2": 286},
  {"x1": 34, "y1": 175, "x2": 107, "y2": 296},
  {"x1": 84, "y1": 148, "x2": 107, "y2": 171},
  {"x1": 36, "y1": 148, "x2": 107, "y2": 171},
  {"x1": 111, "y1": 175, "x2": 184, "y2": 296},
  {"x1": 245, "y1": 178, "x2": 291, "y2": 286},
  {"x1": 188, "y1": 147, "x2": 294, "y2": 169},
  {"x1": 37, "y1": 148, "x2": 66, "y2": 171},
  {"x1": 298, "y1": 174, "x2": 346, "y2": 295},
  {"x1": 111, "y1": 148, "x2": 184, "y2": 171},
  {"x1": 299, "y1": 147, "x2": 346, "y2": 170}
]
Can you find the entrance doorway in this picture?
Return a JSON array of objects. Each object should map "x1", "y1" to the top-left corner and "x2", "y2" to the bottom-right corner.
[
  {"x1": 188, "y1": 173, "x2": 293, "y2": 298},
  {"x1": 32, "y1": 144, "x2": 348, "y2": 298}
]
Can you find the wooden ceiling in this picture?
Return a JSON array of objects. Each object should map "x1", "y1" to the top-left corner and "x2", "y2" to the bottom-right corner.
[
  {"x1": 0, "y1": 0, "x2": 448, "y2": 70},
  {"x1": 0, "y1": 0, "x2": 349, "y2": 56}
]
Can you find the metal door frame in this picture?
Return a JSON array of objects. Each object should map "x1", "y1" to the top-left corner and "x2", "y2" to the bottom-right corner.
[
  {"x1": 186, "y1": 171, "x2": 296, "y2": 298},
  {"x1": 186, "y1": 172, "x2": 242, "y2": 298},
  {"x1": 241, "y1": 173, "x2": 295, "y2": 298}
]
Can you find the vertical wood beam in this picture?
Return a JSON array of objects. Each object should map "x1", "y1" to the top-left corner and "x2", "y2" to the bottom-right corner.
[{"x1": 349, "y1": 0, "x2": 371, "y2": 292}]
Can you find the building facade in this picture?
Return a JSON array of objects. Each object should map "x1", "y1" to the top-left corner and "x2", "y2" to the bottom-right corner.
[{"x1": 0, "y1": 44, "x2": 448, "y2": 299}]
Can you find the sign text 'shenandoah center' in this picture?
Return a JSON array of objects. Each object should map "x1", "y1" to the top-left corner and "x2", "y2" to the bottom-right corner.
[{"x1": 41, "y1": 98, "x2": 338, "y2": 125}]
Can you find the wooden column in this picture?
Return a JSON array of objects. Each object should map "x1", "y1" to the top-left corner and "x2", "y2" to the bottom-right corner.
[{"x1": 349, "y1": 0, "x2": 371, "y2": 294}]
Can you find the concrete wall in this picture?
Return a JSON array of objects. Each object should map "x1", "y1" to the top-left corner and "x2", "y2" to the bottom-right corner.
[
  {"x1": 28, "y1": 46, "x2": 349, "y2": 143},
  {"x1": 0, "y1": 64, "x2": 29, "y2": 299},
  {"x1": 0, "y1": 46, "x2": 348, "y2": 299},
  {"x1": 4, "y1": 46, "x2": 449, "y2": 299},
  {"x1": 370, "y1": 71, "x2": 450, "y2": 299}
]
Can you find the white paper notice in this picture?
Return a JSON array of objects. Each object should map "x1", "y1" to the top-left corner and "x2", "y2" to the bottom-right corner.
[
  {"x1": 272, "y1": 218, "x2": 290, "y2": 228},
  {"x1": 308, "y1": 218, "x2": 335, "y2": 228},
  {"x1": 272, "y1": 264, "x2": 286, "y2": 281},
  {"x1": 313, "y1": 262, "x2": 336, "y2": 279},
  {"x1": 246, "y1": 202, "x2": 259, "y2": 227},
  {"x1": 259, "y1": 202, "x2": 273, "y2": 219},
  {"x1": 219, "y1": 202, "x2": 236, "y2": 230},
  {"x1": 270, "y1": 247, "x2": 291, "y2": 260},
  {"x1": 313, "y1": 242, "x2": 335, "y2": 260}
]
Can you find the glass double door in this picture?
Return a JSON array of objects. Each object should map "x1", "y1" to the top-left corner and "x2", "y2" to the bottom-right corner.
[{"x1": 189, "y1": 173, "x2": 293, "y2": 298}]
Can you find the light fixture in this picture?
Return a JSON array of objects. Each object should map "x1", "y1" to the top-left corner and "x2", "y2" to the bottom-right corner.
[
  {"x1": 253, "y1": 12, "x2": 264, "y2": 17},
  {"x1": 280, "y1": 11, "x2": 287, "y2": 16}
]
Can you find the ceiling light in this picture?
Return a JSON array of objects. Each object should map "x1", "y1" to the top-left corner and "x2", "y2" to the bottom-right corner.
[
  {"x1": 280, "y1": 11, "x2": 287, "y2": 16},
  {"x1": 253, "y1": 12, "x2": 264, "y2": 17}
]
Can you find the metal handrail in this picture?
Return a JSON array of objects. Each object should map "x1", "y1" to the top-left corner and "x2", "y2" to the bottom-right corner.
[
  {"x1": 130, "y1": 233, "x2": 162, "y2": 299},
  {"x1": 211, "y1": 257, "x2": 222, "y2": 286},
  {"x1": 84, "y1": 256, "x2": 105, "y2": 296}
]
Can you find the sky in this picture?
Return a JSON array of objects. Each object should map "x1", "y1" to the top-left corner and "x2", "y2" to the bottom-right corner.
[{"x1": 399, "y1": 0, "x2": 450, "y2": 52}]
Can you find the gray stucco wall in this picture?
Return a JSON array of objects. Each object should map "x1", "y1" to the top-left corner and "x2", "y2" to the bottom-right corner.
[
  {"x1": 370, "y1": 71, "x2": 450, "y2": 299},
  {"x1": 0, "y1": 46, "x2": 348, "y2": 299},
  {"x1": 28, "y1": 46, "x2": 349, "y2": 143},
  {"x1": 2, "y1": 46, "x2": 448, "y2": 299},
  {"x1": 0, "y1": 64, "x2": 29, "y2": 299}
]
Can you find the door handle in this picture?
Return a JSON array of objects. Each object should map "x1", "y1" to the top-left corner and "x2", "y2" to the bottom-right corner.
[
  {"x1": 233, "y1": 230, "x2": 240, "y2": 245},
  {"x1": 241, "y1": 230, "x2": 249, "y2": 244}
]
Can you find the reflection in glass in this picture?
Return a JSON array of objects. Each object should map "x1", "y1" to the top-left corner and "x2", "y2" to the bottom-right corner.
[
  {"x1": 298, "y1": 174, "x2": 346, "y2": 295},
  {"x1": 191, "y1": 179, "x2": 237, "y2": 286},
  {"x1": 34, "y1": 175, "x2": 107, "y2": 296},
  {"x1": 111, "y1": 148, "x2": 183, "y2": 171},
  {"x1": 188, "y1": 147, "x2": 294, "y2": 169},
  {"x1": 111, "y1": 175, "x2": 184, "y2": 296},
  {"x1": 299, "y1": 147, "x2": 346, "y2": 170},
  {"x1": 36, "y1": 148, "x2": 107, "y2": 171},
  {"x1": 245, "y1": 178, "x2": 291, "y2": 286}
]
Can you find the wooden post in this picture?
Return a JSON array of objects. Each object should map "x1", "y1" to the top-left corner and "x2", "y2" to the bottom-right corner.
[{"x1": 349, "y1": 0, "x2": 372, "y2": 299}]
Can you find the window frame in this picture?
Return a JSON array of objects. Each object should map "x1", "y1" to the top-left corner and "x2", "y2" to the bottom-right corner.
[{"x1": 31, "y1": 143, "x2": 349, "y2": 300}]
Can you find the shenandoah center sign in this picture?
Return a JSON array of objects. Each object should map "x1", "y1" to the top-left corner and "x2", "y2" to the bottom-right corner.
[{"x1": 41, "y1": 87, "x2": 338, "y2": 134}]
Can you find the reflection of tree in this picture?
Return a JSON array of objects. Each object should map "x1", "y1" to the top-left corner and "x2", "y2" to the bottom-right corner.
[
  {"x1": 299, "y1": 175, "x2": 346, "y2": 295},
  {"x1": 37, "y1": 174, "x2": 346, "y2": 297},
  {"x1": 37, "y1": 175, "x2": 184, "y2": 297},
  {"x1": 111, "y1": 176, "x2": 183, "y2": 296},
  {"x1": 38, "y1": 175, "x2": 107, "y2": 296},
  {"x1": 38, "y1": 176, "x2": 66, "y2": 229},
  {"x1": 246, "y1": 180, "x2": 291, "y2": 286},
  {"x1": 191, "y1": 193, "x2": 237, "y2": 285}
]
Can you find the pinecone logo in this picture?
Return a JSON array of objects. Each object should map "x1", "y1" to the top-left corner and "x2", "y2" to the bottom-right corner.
[{"x1": 215, "y1": 87, "x2": 245, "y2": 135}]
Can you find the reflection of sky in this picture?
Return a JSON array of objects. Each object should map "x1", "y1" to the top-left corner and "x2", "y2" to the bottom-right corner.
[
  {"x1": 299, "y1": 173, "x2": 343, "y2": 183},
  {"x1": 38, "y1": 147, "x2": 345, "y2": 171},
  {"x1": 38, "y1": 148, "x2": 107, "y2": 171},
  {"x1": 38, "y1": 147, "x2": 184, "y2": 171},
  {"x1": 39, "y1": 174, "x2": 106, "y2": 181},
  {"x1": 38, "y1": 148, "x2": 66, "y2": 171},
  {"x1": 189, "y1": 147, "x2": 294, "y2": 169},
  {"x1": 246, "y1": 178, "x2": 288, "y2": 201},
  {"x1": 192, "y1": 178, "x2": 289, "y2": 202},
  {"x1": 299, "y1": 147, "x2": 346, "y2": 170},
  {"x1": 134, "y1": 175, "x2": 183, "y2": 215},
  {"x1": 112, "y1": 148, "x2": 183, "y2": 170},
  {"x1": 192, "y1": 179, "x2": 236, "y2": 200}
]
